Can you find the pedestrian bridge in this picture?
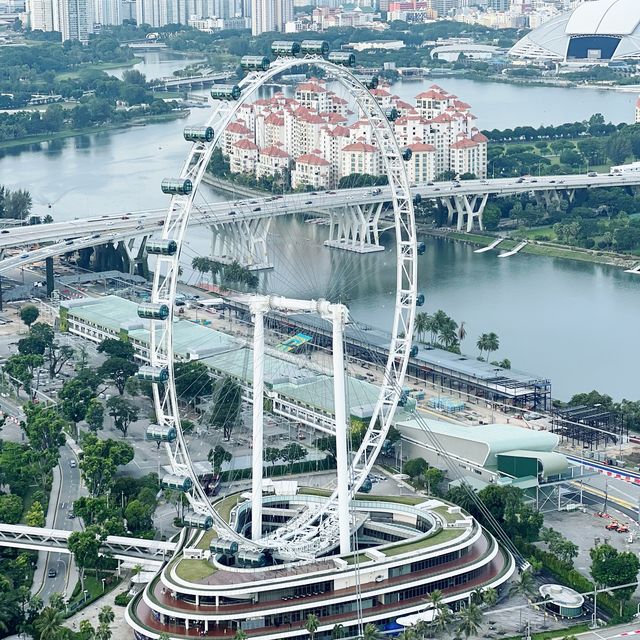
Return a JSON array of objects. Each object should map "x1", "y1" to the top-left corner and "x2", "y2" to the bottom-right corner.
[{"x1": 0, "y1": 524, "x2": 176, "y2": 567}]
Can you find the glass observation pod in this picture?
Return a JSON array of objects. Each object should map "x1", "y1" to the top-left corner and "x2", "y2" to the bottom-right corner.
[
  {"x1": 240, "y1": 56, "x2": 270, "y2": 72},
  {"x1": 417, "y1": 241, "x2": 426, "y2": 255},
  {"x1": 300, "y1": 40, "x2": 330, "y2": 57},
  {"x1": 210, "y1": 538, "x2": 239, "y2": 555},
  {"x1": 271, "y1": 40, "x2": 301, "y2": 57},
  {"x1": 237, "y1": 550, "x2": 267, "y2": 567},
  {"x1": 183, "y1": 512, "x2": 213, "y2": 530},
  {"x1": 146, "y1": 239, "x2": 178, "y2": 255},
  {"x1": 416, "y1": 293, "x2": 425, "y2": 307},
  {"x1": 137, "y1": 302, "x2": 170, "y2": 320},
  {"x1": 356, "y1": 75, "x2": 378, "y2": 90},
  {"x1": 161, "y1": 178, "x2": 192, "y2": 196},
  {"x1": 410, "y1": 345, "x2": 419, "y2": 358},
  {"x1": 384, "y1": 107, "x2": 400, "y2": 122},
  {"x1": 401, "y1": 147, "x2": 413, "y2": 161},
  {"x1": 210, "y1": 84, "x2": 241, "y2": 101},
  {"x1": 183, "y1": 126, "x2": 214, "y2": 143},
  {"x1": 161, "y1": 474, "x2": 193, "y2": 492},
  {"x1": 137, "y1": 365, "x2": 170, "y2": 383},
  {"x1": 146, "y1": 424, "x2": 177, "y2": 443},
  {"x1": 327, "y1": 51, "x2": 356, "y2": 67}
]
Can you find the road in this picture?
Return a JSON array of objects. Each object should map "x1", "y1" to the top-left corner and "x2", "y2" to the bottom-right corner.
[
  {"x1": 576, "y1": 622, "x2": 640, "y2": 638},
  {"x1": 2, "y1": 171, "x2": 640, "y2": 273},
  {"x1": 36, "y1": 444, "x2": 84, "y2": 604}
]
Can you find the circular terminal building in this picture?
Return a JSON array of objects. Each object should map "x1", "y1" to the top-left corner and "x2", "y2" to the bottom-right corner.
[
  {"x1": 539, "y1": 584, "x2": 584, "y2": 619},
  {"x1": 126, "y1": 490, "x2": 515, "y2": 639}
]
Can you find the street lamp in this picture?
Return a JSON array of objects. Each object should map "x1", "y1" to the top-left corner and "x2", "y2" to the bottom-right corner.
[
  {"x1": 101, "y1": 578, "x2": 106, "y2": 592},
  {"x1": 83, "y1": 589, "x2": 89, "y2": 604}
]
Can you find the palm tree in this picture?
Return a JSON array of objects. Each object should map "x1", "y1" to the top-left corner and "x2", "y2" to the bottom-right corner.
[
  {"x1": 456, "y1": 603, "x2": 483, "y2": 639},
  {"x1": 485, "y1": 332, "x2": 500, "y2": 362},
  {"x1": 432, "y1": 604, "x2": 454, "y2": 636},
  {"x1": 476, "y1": 333, "x2": 488, "y2": 360},
  {"x1": 305, "y1": 613, "x2": 320, "y2": 640},
  {"x1": 414, "y1": 312, "x2": 429, "y2": 343},
  {"x1": 458, "y1": 321, "x2": 467, "y2": 343},
  {"x1": 48, "y1": 592, "x2": 65, "y2": 613},
  {"x1": 233, "y1": 630, "x2": 247, "y2": 640},
  {"x1": 470, "y1": 587, "x2": 484, "y2": 605},
  {"x1": 331, "y1": 624, "x2": 345, "y2": 640},
  {"x1": 439, "y1": 322, "x2": 458, "y2": 350},
  {"x1": 425, "y1": 315, "x2": 438, "y2": 345},
  {"x1": 98, "y1": 605, "x2": 115, "y2": 627},
  {"x1": 158, "y1": 633, "x2": 171, "y2": 640},
  {"x1": 424, "y1": 589, "x2": 444, "y2": 610},
  {"x1": 80, "y1": 620, "x2": 96, "y2": 640},
  {"x1": 482, "y1": 587, "x2": 498, "y2": 607},
  {"x1": 34, "y1": 607, "x2": 65, "y2": 640},
  {"x1": 509, "y1": 568, "x2": 535, "y2": 600},
  {"x1": 397, "y1": 630, "x2": 416, "y2": 640},
  {"x1": 132, "y1": 564, "x2": 143, "y2": 578},
  {"x1": 96, "y1": 623, "x2": 112, "y2": 640},
  {"x1": 362, "y1": 623, "x2": 384, "y2": 640}
]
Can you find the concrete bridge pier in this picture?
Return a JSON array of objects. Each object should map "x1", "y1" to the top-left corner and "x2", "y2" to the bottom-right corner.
[
  {"x1": 118, "y1": 235, "x2": 149, "y2": 277},
  {"x1": 210, "y1": 217, "x2": 273, "y2": 270},
  {"x1": 443, "y1": 194, "x2": 488, "y2": 232},
  {"x1": 324, "y1": 203, "x2": 385, "y2": 253}
]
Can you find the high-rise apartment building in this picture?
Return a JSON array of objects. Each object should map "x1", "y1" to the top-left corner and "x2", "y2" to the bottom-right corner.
[
  {"x1": 28, "y1": 0, "x2": 59, "y2": 31},
  {"x1": 58, "y1": 0, "x2": 90, "y2": 41},
  {"x1": 136, "y1": 0, "x2": 166, "y2": 26},
  {"x1": 94, "y1": 0, "x2": 119, "y2": 25},
  {"x1": 251, "y1": 0, "x2": 291, "y2": 34}
]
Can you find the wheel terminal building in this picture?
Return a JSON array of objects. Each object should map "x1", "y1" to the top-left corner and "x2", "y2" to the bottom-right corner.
[{"x1": 125, "y1": 490, "x2": 515, "y2": 640}]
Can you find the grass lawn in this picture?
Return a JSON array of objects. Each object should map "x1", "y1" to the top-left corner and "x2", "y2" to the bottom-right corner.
[
  {"x1": 66, "y1": 574, "x2": 119, "y2": 614},
  {"x1": 175, "y1": 559, "x2": 216, "y2": 582},
  {"x1": 299, "y1": 487, "x2": 424, "y2": 505},
  {"x1": 383, "y1": 528, "x2": 462, "y2": 556},
  {"x1": 520, "y1": 225, "x2": 558, "y2": 241},
  {"x1": 501, "y1": 623, "x2": 590, "y2": 640},
  {"x1": 213, "y1": 494, "x2": 246, "y2": 523},
  {"x1": 55, "y1": 58, "x2": 140, "y2": 81},
  {"x1": 195, "y1": 529, "x2": 218, "y2": 550}
]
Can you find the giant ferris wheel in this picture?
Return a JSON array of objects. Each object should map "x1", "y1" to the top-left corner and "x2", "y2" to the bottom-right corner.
[{"x1": 139, "y1": 41, "x2": 419, "y2": 561}]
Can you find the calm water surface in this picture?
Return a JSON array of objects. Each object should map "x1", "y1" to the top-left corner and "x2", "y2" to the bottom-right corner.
[{"x1": 1, "y1": 52, "x2": 638, "y2": 400}]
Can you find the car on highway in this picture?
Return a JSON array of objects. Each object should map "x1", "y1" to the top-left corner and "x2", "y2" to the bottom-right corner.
[
  {"x1": 588, "y1": 171, "x2": 598, "y2": 177},
  {"x1": 370, "y1": 188, "x2": 382, "y2": 196},
  {"x1": 69, "y1": 459, "x2": 77, "y2": 468},
  {"x1": 20, "y1": 253, "x2": 28, "y2": 259},
  {"x1": 91, "y1": 233, "x2": 100, "y2": 239},
  {"x1": 305, "y1": 201, "x2": 313, "y2": 205},
  {"x1": 253, "y1": 207, "x2": 261, "y2": 212},
  {"x1": 67, "y1": 512, "x2": 76, "y2": 519},
  {"x1": 47, "y1": 569, "x2": 57, "y2": 578},
  {"x1": 228, "y1": 211, "x2": 237, "y2": 216},
  {"x1": 0, "y1": 230, "x2": 9, "y2": 234}
]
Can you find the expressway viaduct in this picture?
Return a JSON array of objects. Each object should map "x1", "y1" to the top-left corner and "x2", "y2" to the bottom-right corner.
[{"x1": 1, "y1": 171, "x2": 639, "y2": 281}]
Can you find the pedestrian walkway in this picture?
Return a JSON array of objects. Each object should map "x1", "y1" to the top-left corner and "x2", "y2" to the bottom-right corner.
[{"x1": 63, "y1": 588, "x2": 130, "y2": 640}]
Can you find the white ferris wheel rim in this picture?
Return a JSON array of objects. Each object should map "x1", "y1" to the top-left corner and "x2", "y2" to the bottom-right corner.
[{"x1": 148, "y1": 56, "x2": 418, "y2": 555}]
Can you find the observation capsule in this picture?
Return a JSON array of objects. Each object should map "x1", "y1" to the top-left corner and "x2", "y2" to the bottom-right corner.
[
  {"x1": 210, "y1": 84, "x2": 241, "y2": 101},
  {"x1": 146, "y1": 239, "x2": 177, "y2": 255},
  {"x1": 300, "y1": 40, "x2": 330, "y2": 57},
  {"x1": 327, "y1": 51, "x2": 356, "y2": 67},
  {"x1": 416, "y1": 293, "x2": 425, "y2": 307},
  {"x1": 137, "y1": 302, "x2": 170, "y2": 320},
  {"x1": 413, "y1": 194, "x2": 422, "y2": 207},
  {"x1": 210, "y1": 538, "x2": 239, "y2": 555},
  {"x1": 162, "y1": 474, "x2": 193, "y2": 492},
  {"x1": 240, "y1": 55, "x2": 270, "y2": 72},
  {"x1": 146, "y1": 423, "x2": 177, "y2": 443},
  {"x1": 410, "y1": 345, "x2": 419, "y2": 358},
  {"x1": 401, "y1": 147, "x2": 413, "y2": 162},
  {"x1": 384, "y1": 107, "x2": 399, "y2": 122},
  {"x1": 161, "y1": 178, "x2": 192, "y2": 196},
  {"x1": 137, "y1": 365, "x2": 169, "y2": 383},
  {"x1": 417, "y1": 241, "x2": 426, "y2": 255},
  {"x1": 183, "y1": 512, "x2": 213, "y2": 530},
  {"x1": 271, "y1": 40, "x2": 301, "y2": 57},
  {"x1": 356, "y1": 75, "x2": 378, "y2": 90},
  {"x1": 183, "y1": 126, "x2": 214, "y2": 143},
  {"x1": 237, "y1": 550, "x2": 267, "y2": 567}
]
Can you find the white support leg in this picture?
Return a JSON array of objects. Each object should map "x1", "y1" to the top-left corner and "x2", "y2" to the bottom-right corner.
[
  {"x1": 324, "y1": 205, "x2": 384, "y2": 254},
  {"x1": 332, "y1": 305, "x2": 351, "y2": 555},
  {"x1": 442, "y1": 198, "x2": 456, "y2": 226},
  {"x1": 251, "y1": 308, "x2": 265, "y2": 541}
]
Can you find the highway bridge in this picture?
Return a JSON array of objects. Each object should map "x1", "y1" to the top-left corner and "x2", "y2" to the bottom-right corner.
[
  {"x1": 151, "y1": 72, "x2": 235, "y2": 91},
  {"x1": 1, "y1": 171, "x2": 639, "y2": 275}
]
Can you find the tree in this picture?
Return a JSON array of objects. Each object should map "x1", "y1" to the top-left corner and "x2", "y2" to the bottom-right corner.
[
  {"x1": 22, "y1": 403, "x2": 66, "y2": 479},
  {"x1": 476, "y1": 333, "x2": 488, "y2": 360},
  {"x1": 305, "y1": 613, "x2": 319, "y2": 640},
  {"x1": 68, "y1": 527, "x2": 102, "y2": 580},
  {"x1": 85, "y1": 399, "x2": 104, "y2": 432},
  {"x1": 26, "y1": 501, "x2": 45, "y2": 527},
  {"x1": 4, "y1": 354, "x2": 43, "y2": 396},
  {"x1": 79, "y1": 620, "x2": 96, "y2": 640},
  {"x1": 362, "y1": 623, "x2": 383, "y2": 640},
  {"x1": 33, "y1": 606, "x2": 65, "y2": 640},
  {"x1": 106, "y1": 396, "x2": 139, "y2": 437},
  {"x1": 233, "y1": 630, "x2": 247, "y2": 640},
  {"x1": 485, "y1": 332, "x2": 499, "y2": 362},
  {"x1": 482, "y1": 587, "x2": 498, "y2": 607},
  {"x1": 97, "y1": 338, "x2": 134, "y2": 360},
  {"x1": 99, "y1": 357, "x2": 139, "y2": 395},
  {"x1": 17, "y1": 336, "x2": 46, "y2": 356},
  {"x1": 313, "y1": 437, "x2": 336, "y2": 462},
  {"x1": 48, "y1": 593, "x2": 65, "y2": 614},
  {"x1": 208, "y1": 445, "x2": 232, "y2": 475},
  {"x1": 210, "y1": 376, "x2": 242, "y2": 440},
  {"x1": 98, "y1": 605, "x2": 114, "y2": 627},
  {"x1": 174, "y1": 360, "x2": 213, "y2": 403},
  {"x1": 19, "y1": 305, "x2": 39, "y2": 328},
  {"x1": 281, "y1": 442, "x2": 307, "y2": 470},
  {"x1": 124, "y1": 499, "x2": 154, "y2": 532},
  {"x1": 403, "y1": 457, "x2": 428, "y2": 479},
  {"x1": 0, "y1": 493, "x2": 23, "y2": 523},
  {"x1": 80, "y1": 433, "x2": 134, "y2": 496},
  {"x1": 59, "y1": 378, "x2": 96, "y2": 428},
  {"x1": 331, "y1": 624, "x2": 345, "y2": 640},
  {"x1": 590, "y1": 543, "x2": 640, "y2": 614},
  {"x1": 508, "y1": 568, "x2": 535, "y2": 600},
  {"x1": 414, "y1": 312, "x2": 429, "y2": 343},
  {"x1": 456, "y1": 603, "x2": 483, "y2": 638}
]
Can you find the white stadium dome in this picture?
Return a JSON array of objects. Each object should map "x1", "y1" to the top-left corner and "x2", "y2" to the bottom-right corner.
[{"x1": 510, "y1": 0, "x2": 640, "y2": 62}]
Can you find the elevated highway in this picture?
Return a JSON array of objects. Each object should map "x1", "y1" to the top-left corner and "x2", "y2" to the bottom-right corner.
[{"x1": 1, "y1": 171, "x2": 639, "y2": 274}]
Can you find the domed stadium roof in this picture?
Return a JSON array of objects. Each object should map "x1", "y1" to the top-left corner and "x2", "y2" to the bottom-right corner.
[{"x1": 510, "y1": 0, "x2": 640, "y2": 62}]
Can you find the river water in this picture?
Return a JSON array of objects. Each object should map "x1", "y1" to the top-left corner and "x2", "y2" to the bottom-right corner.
[{"x1": 1, "y1": 51, "x2": 639, "y2": 400}]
